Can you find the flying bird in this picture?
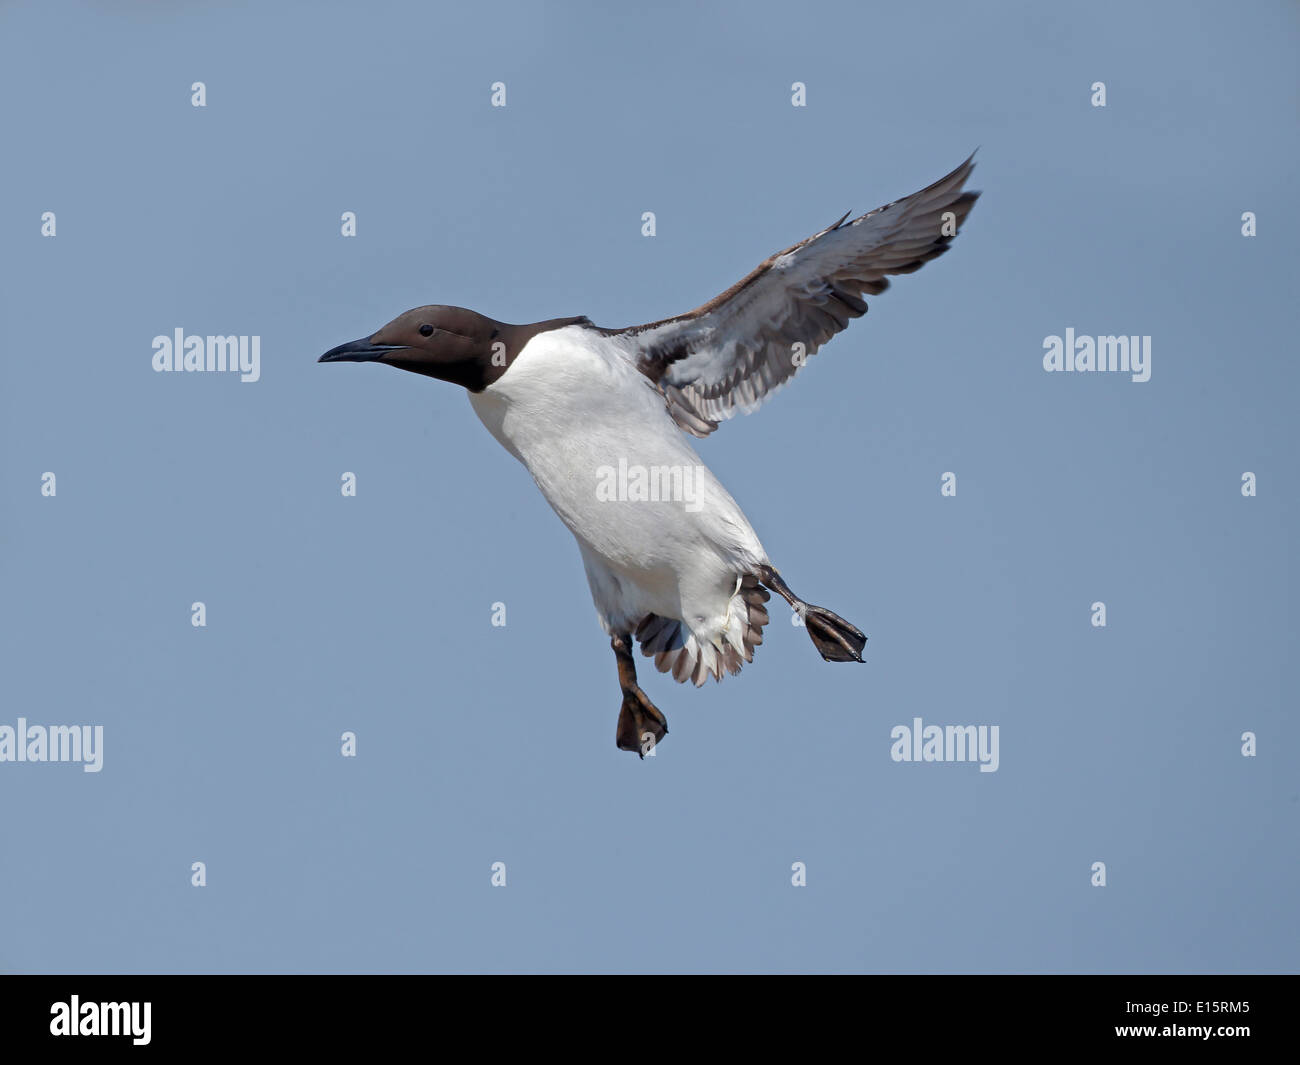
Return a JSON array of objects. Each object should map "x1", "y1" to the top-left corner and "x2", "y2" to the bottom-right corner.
[{"x1": 320, "y1": 155, "x2": 979, "y2": 756}]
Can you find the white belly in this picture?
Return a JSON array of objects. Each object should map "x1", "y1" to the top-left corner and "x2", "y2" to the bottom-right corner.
[{"x1": 467, "y1": 327, "x2": 768, "y2": 633}]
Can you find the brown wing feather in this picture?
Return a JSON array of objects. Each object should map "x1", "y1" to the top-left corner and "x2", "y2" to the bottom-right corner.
[{"x1": 603, "y1": 154, "x2": 980, "y2": 436}]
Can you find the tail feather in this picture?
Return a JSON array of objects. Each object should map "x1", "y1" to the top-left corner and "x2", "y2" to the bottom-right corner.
[
  {"x1": 634, "y1": 575, "x2": 771, "y2": 686},
  {"x1": 631, "y1": 572, "x2": 864, "y2": 682}
]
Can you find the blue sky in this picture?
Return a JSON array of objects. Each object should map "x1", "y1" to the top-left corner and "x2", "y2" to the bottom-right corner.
[{"x1": 1, "y1": 0, "x2": 1296, "y2": 973}]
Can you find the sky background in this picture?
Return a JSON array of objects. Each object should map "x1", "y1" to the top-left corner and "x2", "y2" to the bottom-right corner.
[{"x1": 1, "y1": 0, "x2": 1296, "y2": 974}]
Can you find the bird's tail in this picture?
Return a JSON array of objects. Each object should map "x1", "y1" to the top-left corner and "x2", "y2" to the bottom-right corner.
[{"x1": 636, "y1": 575, "x2": 770, "y2": 686}]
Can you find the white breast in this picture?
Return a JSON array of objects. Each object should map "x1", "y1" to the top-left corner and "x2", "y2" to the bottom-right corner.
[{"x1": 467, "y1": 326, "x2": 768, "y2": 632}]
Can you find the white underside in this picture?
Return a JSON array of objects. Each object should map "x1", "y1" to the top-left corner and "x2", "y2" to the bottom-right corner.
[{"x1": 468, "y1": 326, "x2": 770, "y2": 679}]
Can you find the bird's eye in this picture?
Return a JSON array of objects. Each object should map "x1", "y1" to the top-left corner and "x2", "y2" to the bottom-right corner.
[{"x1": 419, "y1": 324, "x2": 434, "y2": 337}]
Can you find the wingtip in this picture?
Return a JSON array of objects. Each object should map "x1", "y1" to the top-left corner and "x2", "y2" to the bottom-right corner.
[{"x1": 940, "y1": 150, "x2": 977, "y2": 183}]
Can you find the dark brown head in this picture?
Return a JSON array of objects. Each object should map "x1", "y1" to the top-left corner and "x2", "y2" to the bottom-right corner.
[{"x1": 318, "y1": 304, "x2": 589, "y2": 391}]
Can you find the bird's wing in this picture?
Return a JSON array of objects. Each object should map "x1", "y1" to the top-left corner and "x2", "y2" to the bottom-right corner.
[{"x1": 602, "y1": 155, "x2": 979, "y2": 437}]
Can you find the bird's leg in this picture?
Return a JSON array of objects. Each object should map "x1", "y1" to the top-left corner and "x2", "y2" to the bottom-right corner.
[
  {"x1": 758, "y1": 564, "x2": 867, "y2": 664},
  {"x1": 612, "y1": 633, "x2": 668, "y2": 758}
]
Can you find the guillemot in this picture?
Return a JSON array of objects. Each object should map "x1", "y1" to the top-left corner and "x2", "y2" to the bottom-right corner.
[{"x1": 320, "y1": 155, "x2": 979, "y2": 756}]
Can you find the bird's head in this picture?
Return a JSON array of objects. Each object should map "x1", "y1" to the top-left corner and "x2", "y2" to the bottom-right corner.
[{"x1": 318, "y1": 304, "x2": 508, "y2": 391}]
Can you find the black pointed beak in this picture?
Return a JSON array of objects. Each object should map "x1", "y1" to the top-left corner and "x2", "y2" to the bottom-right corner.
[{"x1": 318, "y1": 337, "x2": 405, "y2": 363}]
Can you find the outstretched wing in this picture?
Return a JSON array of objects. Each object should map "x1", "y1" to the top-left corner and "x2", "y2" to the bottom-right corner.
[{"x1": 605, "y1": 155, "x2": 979, "y2": 437}]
